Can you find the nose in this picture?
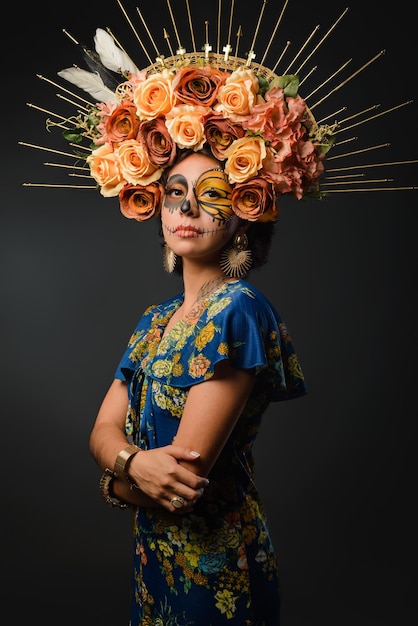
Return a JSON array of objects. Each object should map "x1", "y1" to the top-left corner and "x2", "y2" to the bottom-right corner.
[{"x1": 180, "y1": 199, "x2": 192, "y2": 214}]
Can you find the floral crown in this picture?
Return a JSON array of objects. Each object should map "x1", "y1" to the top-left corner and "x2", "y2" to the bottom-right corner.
[{"x1": 21, "y1": 0, "x2": 417, "y2": 223}]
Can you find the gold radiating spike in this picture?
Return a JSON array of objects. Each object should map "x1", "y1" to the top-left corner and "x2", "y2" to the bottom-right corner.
[
  {"x1": 299, "y1": 66, "x2": 317, "y2": 87},
  {"x1": 283, "y1": 24, "x2": 320, "y2": 75},
  {"x1": 303, "y1": 59, "x2": 351, "y2": 101},
  {"x1": 310, "y1": 50, "x2": 385, "y2": 110},
  {"x1": 246, "y1": 0, "x2": 268, "y2": 65},
  {"x1": 18, "y1": 142, "x2": 84, "y2": 160},
  {"x1": 323, "y1": 187, "x2": 418, "y2": 192},
  {"x1": 317, "y1": 107, "x2": 346, "y2": 123},
  {"x1": 259, "y1": 0, "x2": 289, "y2": 66},
  {"x1": 166, "y1": 0, "x2": 185, "y2": 54},
  {"x1": 184, "y1": 0, "x2": 196, "y2": 54},
  {"x1": 44, "y1": 163, "x2": 89, "y2": 170},
  {"x1": 22, "y1": 183, "x2": 96, "y2": 188},
  {"x1": 326, "y1": 160, "x2": 418, "y2": 173},
  {"x1": 335, "y1": 101, "x2": 413, "y2": 134},
  {"x1": 37, "y1": 75, "x2": 95, "y2": 108},
  {"x1": 116, "y1": 0, "x2": 153, "y2": 64},
  {"x1": 322, "y1": 178, "x2": 394, "y2": 186},
  {"x1": 271, "y1": 41, "x2": 291, "y2": 74},
  {"x1": 136, "y1": 6, "x2": 163, "y2": 58},
  {"x1": 326, "y1": 143, "x2": 390, "y2": 161},
  {"x1": 56, "y1": 93, "x2": 90, "y2": 112},
  {"x1": 295, "y1": 7, "x2": 349, "y2": 76}
]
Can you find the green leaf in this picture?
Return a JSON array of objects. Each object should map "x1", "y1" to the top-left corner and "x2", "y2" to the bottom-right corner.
[{"x1": 269, "y1": 74, "x2": 300, "y2": 98}]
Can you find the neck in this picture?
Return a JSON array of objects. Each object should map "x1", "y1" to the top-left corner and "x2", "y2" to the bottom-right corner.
[{"x1": 181, "y1": 260, "x2": 226, "y2": 308}]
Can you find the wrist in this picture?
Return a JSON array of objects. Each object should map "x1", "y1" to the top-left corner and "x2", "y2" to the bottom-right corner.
[
  {"x1": 99, "y1": 468, "x2": 130, "y2": 509},
  {"x1": 114, "y1": 443, "x2": 141, "y2": 484}
]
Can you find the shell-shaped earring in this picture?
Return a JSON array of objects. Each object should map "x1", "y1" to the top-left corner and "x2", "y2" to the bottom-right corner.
[
  {"x1": 220, "y1": 233, "x2": 252, "y2": 278},
  {"x1": 163, "y1": 244, "x2": 177, "y2": 273}
]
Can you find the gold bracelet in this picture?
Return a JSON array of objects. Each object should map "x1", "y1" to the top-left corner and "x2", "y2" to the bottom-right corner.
[
  {"x1": 114, "y1": 444, "x2": 141, "y2": 484},
  {"x1": 99, "y1": 469, "x2": 130, "y2": 509}
]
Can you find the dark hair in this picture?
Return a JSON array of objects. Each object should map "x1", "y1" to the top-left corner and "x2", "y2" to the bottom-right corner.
[{"x1": 159, "y1": 147, "x2": 276, "y2": 275}]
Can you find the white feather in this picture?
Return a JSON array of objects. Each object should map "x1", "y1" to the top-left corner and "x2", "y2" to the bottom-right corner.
[
  {"x1": 94, "y1": 28, "x2": 140, "y2": 75},
  {"x1": 57, "y1": 67, "x2": 118, "y2": 103}
]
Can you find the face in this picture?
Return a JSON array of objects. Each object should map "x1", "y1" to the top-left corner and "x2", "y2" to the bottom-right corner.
[{"x1": 161, "y1": 152, "x2": 240, "y2": 264}]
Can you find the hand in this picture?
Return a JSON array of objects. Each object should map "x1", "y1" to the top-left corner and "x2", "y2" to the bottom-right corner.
[{"x1": 128, "y1": 445, "x2": 209, "y2": 512}]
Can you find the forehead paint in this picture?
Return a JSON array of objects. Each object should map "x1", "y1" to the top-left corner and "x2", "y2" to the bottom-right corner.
[
  {"x1": 194, "y1": 168, "x2": 233, "y2": 222},
  {"x1": 164, "y1": 169, "x2": 233, "y2": 222}
]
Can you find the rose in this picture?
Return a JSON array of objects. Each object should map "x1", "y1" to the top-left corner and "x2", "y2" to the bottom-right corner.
[
  {"x1": 95, "y1": 100, "x2": 139, "y2": 145},
  {"x1": 231, "y1": 177, "x2": 277, "y2": 222},
  {"x1": 215, "y1": 68, "x2": 260, "y2": 121},
  {"x1": 86, "y1": 143, "x2": 125, "y2": 197},
  {"x1": 133, "y1": 69, "x2": 175, "y2": 120},
  {"x1": 165, "y1": 105, "x2": 208, "y2": 150},
  {"x1": 119, "y1": 182, "x2": 163, "y2": 221},
  {"x1": 172, "y1": 66, "x2": 226, "y2": 107},
  {"x1": 224, "y1": 136, "x2": 266, "y2": 184},
  {"x1": 116, "y1": 139, "x2": 162, "y2": 185},
  {"x1": 137, "y1": 118, "x2": 177, "y2": 167},
  {"x1": 203, "y1": 111, "x2": 245, "y2": 160}
]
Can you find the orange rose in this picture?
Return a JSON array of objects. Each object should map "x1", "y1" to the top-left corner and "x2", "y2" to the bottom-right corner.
[
  {"x1": 224, "y1": 136, "x2": 266, "y2": 184},
  {"x1": 86, "y1": 143, "x2": 125, "y2": 197},
  {"x1": 116, "y1": 139, "x2": 162, "y2": 185},
  {"x1": 133, "y1": 70, "x2": 175, "y2": 120},
  {"x1": 96, "y1": 100, "x2": 139, "y2": 145},
  {"x1": 165, "y1": 105, "x2": 207, "y2": 150},
  {"x1": 119, "y1": 182, "x2": 163, "y2": 221},
  {"x1": 172, "y1": 66, "x2": 226, "y2": 106},
  {"x1": 231, "y1": 177, "x2": 278, "y2": 222},
  {"x1": 137, "y1": 118, "x2": 177, "y2": 167}
]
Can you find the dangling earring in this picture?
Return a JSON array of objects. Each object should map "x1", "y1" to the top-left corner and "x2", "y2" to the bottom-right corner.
[
  {"x1": 163, "y1": 244, "x2": 177, "y2": 273},
  {"x1": 220, "y1": 232, "x2": 252, "y2": 278}
]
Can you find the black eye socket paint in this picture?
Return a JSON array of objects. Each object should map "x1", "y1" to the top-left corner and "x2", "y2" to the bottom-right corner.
[{"x1": 164, "y1": 173, "x2": 188, "y2": 212}]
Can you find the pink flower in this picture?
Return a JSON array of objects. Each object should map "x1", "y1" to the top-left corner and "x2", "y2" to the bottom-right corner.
[{"x1": 96, "y1": 100, "x2": 139, "y2": 145}]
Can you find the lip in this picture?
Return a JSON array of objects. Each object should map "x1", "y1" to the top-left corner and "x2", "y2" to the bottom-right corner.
[{"x1": 174, "y1": 225, "x2": 201, "y2": 237}]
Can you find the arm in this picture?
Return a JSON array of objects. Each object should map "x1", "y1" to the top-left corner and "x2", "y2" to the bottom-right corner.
[
  {"x1": 89, "y1": 378, "x2": 209, "y2": 511},
  {"x1": 136, "y1": 359, "x2": 255, "y2": 478}
]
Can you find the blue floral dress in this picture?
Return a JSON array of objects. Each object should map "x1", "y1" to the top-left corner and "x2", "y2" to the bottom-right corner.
[{"x1": 114, "y1": 279, "x2": 307, "y2": 626}]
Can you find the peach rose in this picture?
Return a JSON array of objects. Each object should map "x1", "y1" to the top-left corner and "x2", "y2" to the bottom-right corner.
[
  {"x1": 116, "y1": 139, "x2": 162, "y2": 185},
  {"x1": 119, "y1": 182, "x2": 163, "y2": 221},
  {"x1": 231, "y1": 177, "x2": 277, "y2": 222},
  {"x1": 133, "y1": 69, "x2": 175, "y2": 120},
  {"x1": 216, "y1": 68, "x2": 259, "y2": 121},
  {"x1": 86, "y1": 143, "x2": 125, "y2": 197},
  {"x1": 165, "y1": 105, "x2": 207, "y2": 150},
  {"x1": 172, "y1": 66, "x2": 226, "y2": 107},
  {"x1": 224, "y1": 136, "x2": 266, "y2": 184}
]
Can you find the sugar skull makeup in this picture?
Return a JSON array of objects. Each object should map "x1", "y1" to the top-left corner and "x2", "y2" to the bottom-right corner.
[{"x1": 164, "y1": 168, "x2": 234, "y2": 222}]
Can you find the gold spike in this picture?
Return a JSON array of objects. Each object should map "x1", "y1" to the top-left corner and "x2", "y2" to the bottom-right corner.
[
  {"x1": 304, "y1": 59, "x2": 351, "y2": 101},
  {"x1": 299, "y1": 66, "x2": 317, "y2": 87},
  {"x1": 271, "y1": 41, "x2": 291, "y2": 74},
  {"x1": 326, "y1": 159, "x2": 418, "y2": 172},
  {"x1": 335, "y1": 101, "x2": 413, "y2": 134},
  {"x1": 136, "y1": 6, "x2": 163, "y2": 58},
  {"x1": 333, "y1": 137, "x2": 358, "y2": 147},
  {"x1": 44, "y1": 162, "x2": 89, "y2": 170},
  {"x1": 322, "y1": 178, "x2": 393, "y2": 186},
  {"x1": 295, "y1": 7, "x2": 349, "y2": 76},
  {"x1": 203, "y1": 21, "x2": 212, "y2": 60},
  {"x1": 233, "y1": 25, "x2": 243, "y2": 68},
  {"x1": 68, "y1": 173, "x2": 93, "y2": 178},
  {"x1": 18, "y1": 142, "x2": 82, "y2": 160},
  {"x1": 310, "y1": 50, "x2": 385, "y2": 110},
  {"x1": 56, "y1": 93, "x2": 90, "y2": 112},
  {"x1": 324, "y1": 174, "x2": 365, "y2": 180},
  {"x1": 222, "y1": 0, "x2": 235, "y2": 59},
  {"x1": 22, "y1": 183, "x2": 96, "y2": 188},
  {"x1": 116, "y1": 0, "x2": 153, "y2": 64},
  {"x1": 184, "y1": 0, "x2": 196, "y2": 54},
  {"x1": 216, "y1": 0, "x2": 222, "y2": 55},
  {"x1": 246, "y1": 0, "x2": 267, "y2": 65},
  {"x1": 259, "y1": 0, "x2": 289, "y2": 66},
  {"x1": 163, "y1": 28, "x2": 175, "y2": 57},
  {"x1": 26, "y1": 103, "x2": 75, "y2": 126},
  {"x1": 327, "y1": 143, "x2": 390, "y2": 161},
  {"x1": 336, "y1": 104, "x2": 380, "y2": 125},
  {"x1": 283, "y1": 24, "x2": 320, "y2": 75},
  {"x1": 323, "y1": 186, "x2": 418, "y2": 192},
  {"x1": 62, "y1": 28, "x2": 79, "y2": 46},
  {"x1": 166, "y1": 0, "x2": 185, "y2": 54},
  {"x1": 37, "y1": 74, "x2": 95, "y2": 108},
  {"x1": 317, "y1": 107, "x2": 346, "y2": 124}
]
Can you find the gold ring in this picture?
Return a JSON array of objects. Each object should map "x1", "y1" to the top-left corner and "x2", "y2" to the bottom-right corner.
[{"x1": 170, "y1": 496, "x2": 186, "y2": 509}]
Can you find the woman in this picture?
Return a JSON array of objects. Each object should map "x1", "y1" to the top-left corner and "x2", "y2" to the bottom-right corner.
[{"x1": 89, "y1": 145, "x2": 307, "y2": 625}]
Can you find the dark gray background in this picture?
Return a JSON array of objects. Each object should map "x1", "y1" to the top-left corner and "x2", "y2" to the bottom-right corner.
[{"x1": 2, "y1": 1, "x2": 417, "y2": 624}]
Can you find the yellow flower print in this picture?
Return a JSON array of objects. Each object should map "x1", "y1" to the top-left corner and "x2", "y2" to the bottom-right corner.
[
  {"x1": 184, "y1": 543, "x2": 201, "y2": 567},
  {"x1": 242, "y1": 524, "x2": 257, "y2": 545},
  {"x1": 172, "y1": 352, "x2": 184, "y2": 377},
  {"x1": 188, "y1": 354, "x2": 211, "y2": 378},
  {"x1": 288, "y1": 353, "x2": 304, "y2": 379},
  {"x1": 157, "y1": 539, "x2": 174, "y2": 557},
  {"x1": 207, "y1": 296, "x2": 231, "y2": 319},
  {"x1": 217, "y1": 342, "x2": 229, "y2": 356},
  {"x1": 152, "y1": 358, "x2": 173, "y2": 377},
  {"x1": 215, "y1": 588, "x2": 238, "y2": 618},
  {"x1": 195, "y1": 320, "x2": 216, "y2": 351}
]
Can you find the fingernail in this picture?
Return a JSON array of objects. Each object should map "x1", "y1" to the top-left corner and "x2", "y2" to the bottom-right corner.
[{"x1": 189, "y1": 450, "x2": 200, "y2": 457}]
